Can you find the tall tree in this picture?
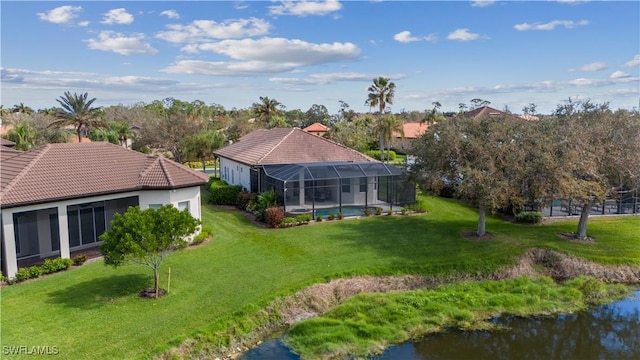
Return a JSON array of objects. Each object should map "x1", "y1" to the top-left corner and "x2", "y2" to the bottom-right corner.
[
  {"x1": 100, "y1": 205, "x2": 200, "y2": 298},
  {"x1": 376, "y1": 114, "x2": 404, "y2": 162},
  {"x1": 49, "y1": 92, "x2": 103, "y2": 142},
  {"x1": 365, "y1": 77, "x2": 396, "y2": 162},
  {"x1": 252, "y1": 96, "x2": 285, "y2": 128},
  {"x1": 183, "y1": 130, "x2": 225, "y2": 172},
  {"x1": 411, "y1": 114, "x2": 527, "y2": 236},
  {"x1": 12, "y1": 103, "x2": 34, "y2": 115}
]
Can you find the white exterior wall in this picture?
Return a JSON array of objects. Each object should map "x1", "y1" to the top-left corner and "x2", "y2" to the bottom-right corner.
[
  {"x1": 1, "y1": 186, "x2": 203, "y2": 278},
  {"x1": 219, "y1": 157, "x2": 252, "y2": 191}
]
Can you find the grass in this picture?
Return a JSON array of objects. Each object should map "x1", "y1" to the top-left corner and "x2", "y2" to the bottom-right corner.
[
  {"x1": 284, "y1": 276, "x2": 631, "y2": 359},
  {"x1": 1, "y1": 195, "x2": 638, "y2": 359}
]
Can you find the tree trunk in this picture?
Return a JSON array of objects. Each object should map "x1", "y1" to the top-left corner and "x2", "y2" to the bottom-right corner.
[
  {"x1": 154, "y1": 268, "x2": 160, "y2": 298},
  {"x1": 201, "y1": 156, "x2": 206, "y2": 172},
  {"x1": 77, "y1": 129, "x2": 82, "y2": 143},
  {"x1": 477, "y1": 203, "x2": 486, "y2": 236},
  {"x1": 379, "y1": 134, "x2": 385, "y2": 163},
  {"x1": 576, "y1": 201, "x2": 592, "y2": 239}
]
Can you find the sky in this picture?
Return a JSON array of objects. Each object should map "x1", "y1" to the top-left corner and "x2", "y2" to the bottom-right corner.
[{"x1": 1, "y1": 1, "x2": 639, "y2": 115}]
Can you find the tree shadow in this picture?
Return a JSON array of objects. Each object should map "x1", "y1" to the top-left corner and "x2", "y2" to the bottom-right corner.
[{"x1": 46, "y1": 273, "x2": 149, "y2": 309}]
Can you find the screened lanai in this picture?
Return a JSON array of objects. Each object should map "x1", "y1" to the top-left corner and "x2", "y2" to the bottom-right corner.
[{"x1": 260, "y1": 161, "x2": 415, "y2": 217}]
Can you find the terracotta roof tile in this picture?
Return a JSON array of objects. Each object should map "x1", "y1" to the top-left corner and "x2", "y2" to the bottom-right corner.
[
  {"x1": 1, "y1": 138, "x2": 16, "y2": 147},
  {"x1": 1, "y1": 142, "x2": 208, "y2": 208},
  {"x1": 393, "y1": 123, "x2": 430, "y2": 139},
  {"x1": 303, "y1": 122, "x2": 329, "y2": 132},
  {"x1": 214, "y1": 128, "x2": 376, "y2": 165}
]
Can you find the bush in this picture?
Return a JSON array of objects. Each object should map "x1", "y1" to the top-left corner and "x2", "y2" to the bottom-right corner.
[
  {"x1": 365, "y1": 149, "x2": 396, "y2": 161},
  {"x1": 363, "y1": 208, "x2": 372, "y2": 216},
  {"x1": 281, "y1": 217, "x2": 298, "y2": 227},
  {"x1": 41, "y1": 258, "x2": 73, "y2": 274},
  {"x1": 14, "y1": 268, "x2": 31, "y2": 282},
  {"x1": 264, "y1": 207, "x2": 285, "y2": 228},
  {"x1": 236, "y1": 191, "x2": 255, "y2": 210},
  {"x1": 73, "y1": 254, "x2": 88, "y2": 266},
  {"x1": 191, "y1": 232, "x2": 209, "y2": 245},
  {"x1": 375, "y1": 207, "x2": 383, "y2": 216},
  {"x1": 337, "y1": 212, "x2": 344, "y2": 220},
  {"x1": 316, "y1": 216, "x2": 323, "y2": 222},
  {"x1": 387, "y1": 209, "x2": 393, "y2": 216},
  {"x1": 401, "y1": 206, "x2": 409, "y2": 215},
  {"x1": 295, "y1": 214, "x2": 313, "y2": 223},
  {"x1": 28, "y1": 266, "x2": 43, "y2": 278},
  {"x1": 515, "y1": 211, "x2": 543, "y2": 224},
  {"x1": 327, "y1": 214, "x2": 335, "y2": 220},
  {"x1": 410, "y1": 198, "x2": 428, "y2": 213},
  {"x1": 208, "y1": 180, "x2": 243, "y2": 206}
]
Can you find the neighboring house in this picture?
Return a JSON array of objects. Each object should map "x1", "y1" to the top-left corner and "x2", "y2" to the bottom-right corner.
[
  {"x1": 392, "y1": 122, "x2": 431, "y2": 153},
  {"x1": 0, "y1": 142, "x2": 209, "y2": 278},
  {"x1": 455, "y1": 106, "x2": 523, "y2": 121},
  {"x1": 303, "y1": 122, "x2": 329, "y2": 137},
  {"x1": 213, "y1": 128, "x2": 415, "y2": 216}
]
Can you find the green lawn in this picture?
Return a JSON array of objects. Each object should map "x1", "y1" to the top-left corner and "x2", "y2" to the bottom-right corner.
[{"x1": 1, "y1": 196, "x2": 638, "y2": 359}]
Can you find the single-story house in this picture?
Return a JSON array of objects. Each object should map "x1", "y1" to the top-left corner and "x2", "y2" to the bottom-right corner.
[
  {"x1": 303, "y1": 122, "x2": 329, "y2": 137},
  {"x1": 1, "y1": 142, "x2": 209, "y2": 278},
  {"x1": 213, "y1": 128, "x2": 415, "y2": 217}
]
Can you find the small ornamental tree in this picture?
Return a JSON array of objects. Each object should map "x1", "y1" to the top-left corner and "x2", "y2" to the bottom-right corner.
[{"x1": 100, "y1": 205, "x2": 200, "y2": 298}]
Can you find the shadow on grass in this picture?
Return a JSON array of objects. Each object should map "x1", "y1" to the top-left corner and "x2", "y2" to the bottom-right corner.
[{"x1": 47, "y1": 273, "x2": 150, "y2": 309}]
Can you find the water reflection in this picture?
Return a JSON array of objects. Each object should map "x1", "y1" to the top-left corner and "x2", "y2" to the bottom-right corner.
[{"x1": 241, "y1": 291, "x2": 640, "y2": 360}]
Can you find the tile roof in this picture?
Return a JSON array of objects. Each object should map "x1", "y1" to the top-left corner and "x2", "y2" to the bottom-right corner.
[
  {"x1": 1, "y1": 138, "x2": 16, "y2": 147},
  {"x1": 214, "y1": 127, "x2": 376, "y2": 165},
  {"x1": 456, "y1": 106, "x2": 522, "y2": 121},
  {"x1": 303, "y1": 122, "x2": 329, "y2": 132},
  {"x1": 393, "y1": 122, "x2": 430, "y2": 139},
  {"x1": 1, "y1": 142, "x2": 208, "y2": 208}
]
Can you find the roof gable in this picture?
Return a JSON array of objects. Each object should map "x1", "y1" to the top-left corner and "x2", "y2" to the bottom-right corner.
[
  {"x1": 303, "y1": 122, "x2": 329, "y2": 132},
  {"x1": 214, "y1": 128, "x2": 376, "y2": 165},
  {"x1": 1, "y1": 142, "x2": 208, "y2": 208}
]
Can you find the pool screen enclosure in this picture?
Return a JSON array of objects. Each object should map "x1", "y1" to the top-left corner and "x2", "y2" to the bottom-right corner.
[{"x1": 259, "y1": 161, "x2": 415, "y2": 216}]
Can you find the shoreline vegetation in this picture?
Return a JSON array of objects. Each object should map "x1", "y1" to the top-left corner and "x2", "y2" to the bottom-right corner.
[
  {"x1": 160, "y1": 249, "x2": 639, "y2": 359},
  {"x1": 2, "y1": 197, "x2": 638, "y2": 360}
]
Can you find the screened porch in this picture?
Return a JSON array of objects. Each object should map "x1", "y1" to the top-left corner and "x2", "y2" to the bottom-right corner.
[{"x1": 260, "y1": 162, "x2": 415, "y2": 217}]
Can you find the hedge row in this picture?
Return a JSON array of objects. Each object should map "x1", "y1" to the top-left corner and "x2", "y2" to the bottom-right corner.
[{"x1": 364, "y1": 149, "x2": 396, "y2": 161}]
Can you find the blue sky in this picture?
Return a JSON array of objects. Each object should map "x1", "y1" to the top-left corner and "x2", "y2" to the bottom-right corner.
[{"x1": 1, "y1": 1, "x2": 639, "y2": 114}]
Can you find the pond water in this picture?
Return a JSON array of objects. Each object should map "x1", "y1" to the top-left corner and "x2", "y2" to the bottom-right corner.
[{"x1": 239, "y1": 290, "x2": 640, "y2": 360}]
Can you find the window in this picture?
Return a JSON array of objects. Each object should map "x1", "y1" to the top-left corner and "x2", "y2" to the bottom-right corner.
[
  {"x1": 178, "y1": 201, "x2": 190, "y2": 213},
  {"x1": 341, "y1": 178, "x2": 350, "y2": 193},
  {"x1": 359, "y1": 177, "x2": 367, "y2": 193}
]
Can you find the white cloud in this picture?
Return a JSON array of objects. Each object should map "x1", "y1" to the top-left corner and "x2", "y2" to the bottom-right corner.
[
  {"x1": 268, "y1": 0, "x2": 342, "y2": 16},
  {"x1": 78, "y1": 21, "x2": 90, "y2": 27},
  {"x1": 156, "y1": 18, "x2": 271, "y2": 43},
  {"x1": 471, "y1": 1, "x2": 495, "y2": 7},
  {"x1": 37, "y1": 5, "x2": 82, "y2": 24},
  {"x1": 556, "y1": 0, "x2": 589, "y2": 5},
  {"x1": 160, "y1": 10, "x2": 180, "y2": 19},
  {"x1": 393, "y1": 31, "x2": 437, "y2": 43},
  {"x1": 101, "y1": 8, "x2": 134, "y2": 25},
  {"x1": 270, "y1": 72, "x2": 404, "y2": 85},
  {"x1": 447, "y1": 28, "x2": 481, "y2": 41},
  {"x1": 580, "y1": 62, "x2": 606, "y2": 71},
  {"x1": 86, "y1": 31, "x2": 158, "y2": 55},
  {"x1": 514, "y1": 20, "x2": 588, "y2": 31},
  {"x1": 624, "y1": 55, "x2": 640, "y2": 67},
  {"x1": 185, "y1": 37, "x2": 360, "y2": 64},
  {"x1": 610, "y1": 71, "x2": 630, "y2": 79}
]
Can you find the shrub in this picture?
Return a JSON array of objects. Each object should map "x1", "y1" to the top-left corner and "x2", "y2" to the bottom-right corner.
[
  {"x1": 316, "y1": 216, "x2": 323, "y2": 222},
  {"x1": 28, "y1": 266, "x2": 43, "y2": 278},
  {"x1": 208, "y1": 181, "x2": 243, "y2": 205},
  {"x1": 328, "y1": 214, "x2": 336, "y2": 220},
  {"x1": 41, "y1": 258, "x2": 73, "y2": 274},
  {"x1": 515, "y1": 211, "x2": 543, "y2": 224},
  {"x1": 363, "y1": 208, "x2": 372, "y2": 216},
  {"x1": 401, "y1": 206, "x2": 409, "y2": 215},
  {"x1": 236, "y1": 191, "x2": 255, "y2": 210},
  {"x1": 264, "y1": 207, "x2": 285, "y2": 228},
  {"x1": 387, "y1": 209, "x2": 393, "y2": 216},
  {"x1": 365, "y1": 149, "x2": 396, "y2": 161},
  {"x1": 14, "y1": 268, "x2": 31, "y2": 282},
  {"x1": 0, "y1": 273, "x2": 6, "y2": 283},
  {"x1": 191, "y1": 232, "x2": 209, "y2": 245},
  {"x1": 295, "y1": 214, "x2": 313, "y2": 223},
  {"x1": 337, "y1": 212, "x2": 344, "y2": 220},
  {"x1": 375, "y1": 207, "x2": 383, "y2": 216},
  {"x1": 281, "y1": 217, "x2": 298, "y2": 227},
  {"x1": 73, "y1": 254, "x2": 88, "y2": 266}
]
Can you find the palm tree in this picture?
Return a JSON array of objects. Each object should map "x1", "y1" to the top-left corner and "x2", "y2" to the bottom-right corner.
[
  {"x1": 365, "y1": 77, "x2": 396, "y2": 162},
  {"x1": 376, "y1": 114, "x2": 404, "y2": 163},
  {"x1": 110, "y1": 121, "x2": 135, "y2": 148},
  {"x1": 12, "y1": 103, "x2": 34, "y2": 115},
  {"x1": 252, "y1": 96, "x2": 284, "y2": 128},
  {"x1": 49, "y1": 92, "x2": 103, "y2": 142},
  {"x1": 6, "y1": 122, "x2": 37, "y2": 150}
]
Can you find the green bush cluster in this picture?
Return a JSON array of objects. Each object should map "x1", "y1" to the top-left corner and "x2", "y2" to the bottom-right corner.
[
  {"x1": 281, "y1": 214, "x2": 313, "y2": 228},
  {"x1": 365, "y1": 149, "x2": 396, "y2": 161},
  {"x1": 236, "y1": 192, "x2": 255, "y2": 210},
  {"x1": 208, "y1": 179, "x2": 243, "y2": 205},
  {"x1": 515, "y1": 211, "x2": 543, "y2": 224},
  {"x1": 191, "y1": 225, "x2": 214, "y2": 245},
  {"x1": 73, "y1": 254, "x2": 88, "y2": 266},
  {"x1": 375, "y1": 207, "x2": 383, "y2": 215},
  {"x1": 247, "y1": 190, "x2": 280, "y2": 222},
  {"x1": 183, "y1": 160, "x2": 216, "y2": 168},
  {"x1": 9, "y1": 258, "x2": 74, "y2": 284}
]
